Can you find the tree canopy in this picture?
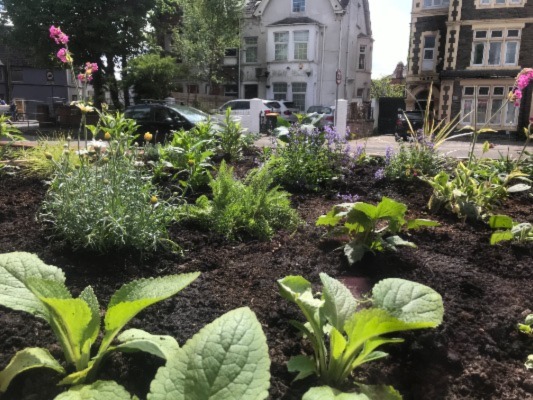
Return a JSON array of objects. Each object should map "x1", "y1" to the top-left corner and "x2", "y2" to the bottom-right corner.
[{"x1": 371, "y1": 77, "x2": 405, "y2": 99}]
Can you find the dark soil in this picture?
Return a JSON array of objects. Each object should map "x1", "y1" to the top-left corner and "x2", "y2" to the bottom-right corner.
[{"x1": 0, "y1": 159, "x2": 532, "y2": 400}]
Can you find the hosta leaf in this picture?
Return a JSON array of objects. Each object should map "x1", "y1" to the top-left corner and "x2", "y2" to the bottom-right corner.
[
  {"x1": 287, "y1": 355, "x2": 316, "y2": 381},
  {"x1": 0, "y1": 252, "x2": 66, "y2": 321},
  {"x1": 320, "y1": 273, "x2": 358, "y2": 331},
  {"x1": 0, "y1": 347, "x2": 65, "y2": 393},
  {"x1": 148, "y1": 307, "x2": 270, "y2": 400},
  {"x1": 54, "y1": 380, "x2": 132, "y2": 400},
  {"x1": 371, "y1": 278, "x2": 444, "y2": 325},
  {"x1": 489, "y1": 215, "x2": 514, "y2": 229},
  {"x1": 302, "y1": 386, "x2": 370, "y2": 400},
  {"x1": 115, "y1": 329, "x2": 180, "y2": 360},
  {"x1": 104, "y1": 273, "x2": 200, "y2": 342},
  {"x1": 358, "y1": 383, "x2": 403, "y2": 400}
]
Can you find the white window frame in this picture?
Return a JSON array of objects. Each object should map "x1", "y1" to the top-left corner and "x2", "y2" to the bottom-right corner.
[
  {"x1": 274, "y1": 31, "x2": 289, "y2": 61},
  {"x1": 421, "y1": 35, "x2": 437, "y2": 71},
  {"x1": 272, "y1": 82, "x2": 288, "y2": 101},
  {"x1": 293, "y1": 30, "x2": 309, "y2": 60},
  {"x1": 470, "y1": 29, "x2": 520, "y2": 67},
  {"x1": 292, "y1": 82, "x2": 307, "y2": 111},
  {"x1": 244, "y1": 36, "x2": 258, "y2": 64},
  {"x1": 476, "y1": 0, "x2": 524, "y2": 8},
  {"x1": 358, "y1": 45, "x2": 366, "y2": 70},
  {"x1": 423, "y1": 0, "x2": 449, "y2": 8},
  {"x1": 461, "y1": 85, "x2": 517, "y2": 127},
  {"x1": 292, "y1": 0, "x2": 305, "y2": 12}
]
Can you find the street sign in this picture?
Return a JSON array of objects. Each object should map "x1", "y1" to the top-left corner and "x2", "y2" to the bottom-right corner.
[
  {"x1": 335, "y1": 69, "x2": 342, "y2": 85},
  {"x1": 46, "y1": 70, "x2": 54, "y2": 81}
]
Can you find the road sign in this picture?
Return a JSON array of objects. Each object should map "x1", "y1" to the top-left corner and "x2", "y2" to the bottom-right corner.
[
  {"x1": 46, "y1": 70, "x2": 54, "y2": 81},
  {"x1": 335, "y1": 69, "x2": 342, "y2": 85}
]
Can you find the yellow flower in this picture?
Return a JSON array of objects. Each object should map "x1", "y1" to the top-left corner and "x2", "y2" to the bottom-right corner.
[
  {"x1": 104, "y1": 132, "x2": 111, "y2": 140},
  {"x1": 144, "y1": 132, "x2": 153, "y2": 142},
  {"x1": 150, "y1": 195, "x2": 158, "y2": 204}
]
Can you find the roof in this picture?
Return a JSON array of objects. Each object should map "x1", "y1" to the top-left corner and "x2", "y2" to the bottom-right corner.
[{"x1": 269, "y1": 17, "x2": 322, "y2": 26}]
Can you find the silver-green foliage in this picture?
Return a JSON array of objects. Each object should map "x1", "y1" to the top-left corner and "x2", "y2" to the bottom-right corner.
[
  {"x1": 279, "y1": 273, "x2": 444, "y2": 398},
  {"x1": 148, "y1": 307, "x2": 270, "y2": 400},
  {"x1": 39, "y1": 135, "x2": 176, "y2": 254},
  {"x1": 180, "y1": 161, "x2": 300, "y2": 240},
  {"x1": 0, "y1": 252, "x2": 199, "y2": 392},
  {"x1": 518, "y1": 314, "x2": 533, "y2": 370},
  {"x1": 317, "y1": 197, "x2": 439, "y2": 264}
]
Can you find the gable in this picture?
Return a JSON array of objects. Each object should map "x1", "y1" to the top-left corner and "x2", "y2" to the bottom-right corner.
[{"x1": 252, "y1": 0, "x2": 347, "y2": 17}]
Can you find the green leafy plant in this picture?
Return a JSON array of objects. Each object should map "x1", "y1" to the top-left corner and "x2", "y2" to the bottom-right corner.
[
  {"x1": 0, "y1": 114, "x2": 24, "y2": 141},
  {"x1": 518, "y1": 314, "x2": 533, "y2": 370},
  {"x1": 488, "y1": 215, "x2": 533, "y2": 244},
  {"x1": 147, "y1": 307, "x2": 270, "y2": 400},
  {"x1": 53, "y1": 380, "x2": 134, "y2": 400},
  {"x1": 38, "y1": 132, "x2": 177, "y2": 254},
  {"x1": 278, "y1": 273, "x2": 444, "y2": 398},
  {"x1": 266, "y1": 123, "x2": 352, "y2": 192},
  {"x1": 179, "y1": 161, "x2": 300, "y2": 240},
  {"x1": 216, "y1": 107, "x2": 246, "y2": 161},
  {"x1": 317, "y1": 197, "x2": 439, "y2": 264},
  {"x1": 0, "y1": 252, "x2": 200, "y2": 392},
  {"x1": 427, "y1": 162, "x2": 530, "y2": 221},
  {"x1": 383, "y1": 144, "x2": 443, "y2": 180}
]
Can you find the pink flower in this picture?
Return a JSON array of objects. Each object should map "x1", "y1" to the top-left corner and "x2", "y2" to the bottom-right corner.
[
  {"x1": 77, "y1": 73, "x2": 85, "y2": 82},
  {"x1": 57, "y1": 48, "x2": 68, "y2": 63},
  {"x1": 49, "y1": 25, "x2": 69, "y2": 45},
  {"x1": 85, "y1": 62, "x2": 98, "y2": 72}
]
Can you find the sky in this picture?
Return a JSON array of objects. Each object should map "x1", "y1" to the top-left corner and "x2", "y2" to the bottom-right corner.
[{"x1": 368, "y1": 0, "x2": 411, "y2": 78}]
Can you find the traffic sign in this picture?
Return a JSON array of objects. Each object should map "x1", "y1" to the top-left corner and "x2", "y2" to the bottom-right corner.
[{"x1": 335, "y1": 69, "x2": 342, "y2": 85}]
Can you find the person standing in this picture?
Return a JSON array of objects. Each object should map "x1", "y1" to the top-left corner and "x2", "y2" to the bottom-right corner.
[{"x1": 9, "y1": 101, "x2": 16, "y2": 120}]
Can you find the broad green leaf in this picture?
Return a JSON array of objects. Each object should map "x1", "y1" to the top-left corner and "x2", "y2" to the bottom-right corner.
[
  {"x1": 320, "y1": 273, "x2": 358, "y2": 331},
  {"x1": 316, "y1": 210, "x2": 343, "y2": 227},
  {"x1": 489, "y1": 215, "x2": 514, "y2": 229},
  {"x1": 329, "y1": 326, "x2": 347, "y2": 362},
  {"x1": 115, "y1": 329, "x2": 180, "y2": 360},
  {"x1": 148, "y1": 307, "x2": 270, "y2": 400},
  {"x1": 374, "y1": 197, "x2": 407, "y2": 220},
  {"x1": 358, "y1": 383, "x2": 403, "y2": 400},
  {"x1": 0, "y1": 252, "x2": 66, "y2": 321},
  {"x1": 477, "y1": 128, "x2": 497, "y2": 133},
  {"x1": 371, "y1": 278, "x2": 444, "y2": 326},
  {"x1": 104, "y1": 273, "x2": 200, "y2": 344},
  {"x1": 352, "y1": 202, "x2": 378, "y2": 220},
  {"x1": 526, "y1": 355, "x2": 533, "y2": 370},
  {"x1": 507, "y1": 183, "x2": 531, "y2": 193},
  {"x1": 302, "y1": 386, "x2": 370, "y2": 400},
  {"x1": 490, "y1": 231, "x2": 514, "y2": 245},
  {"x1": 344, "y1": 241, "x2": 367, "y2": 264},
  {"x1": 287, "y1": 355, "x2": 316, "y2": 381},
  {"x1": 78, "y1": 287, "x2": 101, "y2": 361},
  {"x1": 54, "y1": 380, "x2": 132, "y2": 400},
  {"x1": 0, "y1": 347, "x2": 65, "y2": 393},
  {"x1": 277, "y1": 275, "x2": 312, "y2": 303},
  {"x1": 39, "y1": 298, "x2": 94, "y2": 368},
  {"x1": 345, "y1": 208, "x2": 373, "y2": 231},
  {"x1": 350, "y1": 336, "x2": 402, "y2": 369},
  {"x1": 384, "y1": 236, "x2": 416, "y2": 249},
  {"x1": 406, "y1": 219, "x2": 440, "y2": 230}
]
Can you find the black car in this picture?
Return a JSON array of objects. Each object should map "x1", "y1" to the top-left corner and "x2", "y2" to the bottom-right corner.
[
  {"x1": 124, "y1": 103, "x2": 209, "y2": 141},
  {"x1": 394, "y1": 110, "x2": 425, "y2": 141}
]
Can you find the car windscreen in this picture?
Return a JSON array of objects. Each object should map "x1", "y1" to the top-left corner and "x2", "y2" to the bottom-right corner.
[
  {"x1": 307, "y1": 106, "x2": 331, "y2": 114},
  {"x1": 169, "y1": 105, "x2": 208, "y2": 124},
  {"x1": 125, "y1": 107, "x2": 151, "y2": 121}
]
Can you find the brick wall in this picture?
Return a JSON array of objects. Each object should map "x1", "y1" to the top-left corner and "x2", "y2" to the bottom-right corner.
[{"x1": 411, "y1": 16, "x2": 448, "y2": 75}]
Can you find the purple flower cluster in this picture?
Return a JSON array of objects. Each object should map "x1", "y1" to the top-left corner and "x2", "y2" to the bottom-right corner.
[
  {"x1": 385, "y1": 146, "x2": 394, "y2": 165},
  {"x1": 374, "y1": 168, "x2": 385, "y2": 180},
  {"x1": 337, "y1": 193, "x2": 360, "y2": 202}
]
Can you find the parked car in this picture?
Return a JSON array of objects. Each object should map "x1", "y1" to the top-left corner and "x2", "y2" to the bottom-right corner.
[
  {"x1": 268, "y1": 100, "x2": 299, "y2": 123},
  {"x1": 217, "y1": 99, "x2": 279, "y2": 116},
  {"x1": 124, "y1": 103, "x2": 210, "y2": 141},
  {"x1": 306, "y1": 105, "x2": 335, "y2": 128},
  {"x1": 395, "y1": 110, "x2": 425, "y2": 141}
]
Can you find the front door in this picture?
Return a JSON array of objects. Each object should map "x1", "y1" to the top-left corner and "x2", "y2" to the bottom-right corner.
[{"x1": 244, "y1": 84, "x2": 258, "y2": 99}]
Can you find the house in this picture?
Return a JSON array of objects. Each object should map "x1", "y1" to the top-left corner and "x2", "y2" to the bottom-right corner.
[
  {"x1": 240, "y1": 0, "x2": 373, "y2": 111},
  {"x1": 406, "y1": 0, "x2": 533, "y2": 132}
]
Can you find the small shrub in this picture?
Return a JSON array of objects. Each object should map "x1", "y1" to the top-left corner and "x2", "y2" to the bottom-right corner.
[
  {"x1": 384, "y1": 142, "x2": 443, "y2": 180},
  {"x1": 16, "y1": 138, "x2": 81, "y2": 178},
  {"x1": 39, "y1": 135, "x2": 177, "y2": 254},
  {"x1": 216, "y1": 108, "x2": 246, "y2": 161},
  {"x1": 179, "y1": 161, "x2": 300, "y2": 240}
]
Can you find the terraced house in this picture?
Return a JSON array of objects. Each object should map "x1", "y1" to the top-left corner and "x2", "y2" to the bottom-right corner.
[
  {"x1": 407, "y1": 0, "x2": 533, "y2": 132},
  {"x1": 240, "y1": 0, "x2": 372, "y2": 111}
]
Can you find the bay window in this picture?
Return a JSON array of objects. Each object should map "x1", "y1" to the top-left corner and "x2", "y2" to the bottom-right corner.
[
  {"x1": 274, "y1": 32, "x2": 289, "y2": 61},
  {"x1": 461, "y1": 85, "x2": 517, "y2": 127},
  {"x1": 471, "y1": 29, "x2": 520, "y2": 67}
]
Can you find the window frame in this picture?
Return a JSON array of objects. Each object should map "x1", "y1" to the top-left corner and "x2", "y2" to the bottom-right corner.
[
  {"x1": 423, "y1": 0, "x2": 449, "y2": 9},
  {"x1": 470, "y1": 28, "x2": 521, "y2": 67},
  {"x1": 292, "y1": 0, "x2": 305, "y2": 12},
  {"x1": 293, "y1": 30, "x2": 309, "y2": 60},
  {"x1": 244, "y1": 36, "x2": 258, "y2": 64},
  {"x1": 274, "y1": 31, "x2": 289, "y2": 61},
  {"x1": 461, "y1": 84, "x2": 517, "y2": 126}
]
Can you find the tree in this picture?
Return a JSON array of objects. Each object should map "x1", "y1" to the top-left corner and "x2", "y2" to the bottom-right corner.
[
  {"x1": 123, "y1": 53, "x2": 183, "y2": 102},
  {"x1": 173, "y1": 0, "x2": 244, "y2": 88},
  {"x1": 371, "y1": 77, "x2": 405, "y2": 99},
  {"x1": 2, "y1": 0, "x2": 156, "y2": 108}
]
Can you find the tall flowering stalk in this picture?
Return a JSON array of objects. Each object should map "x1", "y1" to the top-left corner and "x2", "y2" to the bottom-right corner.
[{"x1": 49, "y1": 25, "x2": 98, "y2": 149}]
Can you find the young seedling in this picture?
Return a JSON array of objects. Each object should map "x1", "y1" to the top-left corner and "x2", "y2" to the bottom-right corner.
[{"x1": 489, "y1": 215, "x2": 533, "y2": 244}]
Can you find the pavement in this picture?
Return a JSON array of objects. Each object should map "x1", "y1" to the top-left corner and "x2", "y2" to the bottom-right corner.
[{"x1": 1, "y1": 121, "x2": 530, "y2": 160}]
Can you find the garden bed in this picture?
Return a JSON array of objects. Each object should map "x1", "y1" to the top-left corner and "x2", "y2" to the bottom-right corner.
[{"x1": 0, "y1": 161, "x2": 532, "y2": 399}]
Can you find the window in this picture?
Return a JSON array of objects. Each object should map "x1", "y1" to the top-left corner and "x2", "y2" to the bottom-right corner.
[
  {"x1": 293, "y1": 0, "x2": 305, "y2": 12},
  {"x1": 423, "y1": 0, "x2": 449, "y2": 8},
  {"x1": 422, "y1": 35, "x2": 436, "y2": 71},
  {"x1": 273, "y1": 82, "x2": 288, "y2": 101},
  {"x1": 471, "y1": 29, "x2": 520, "y2": 66},
  {"x1": 358, "y1": 46, "x2": 366, "y2": 70},
  {"x1": 225, "y1": 48, "x2": 237, "y2": 57},
  {"x1": 244, "y1": 37, "x2": 258, "y2": 63},
  {"x1": 461, "y1": 85, "x2": 517, "y2": 126},
  {"x1": 292, "y1": 82, "x2": 307, "y2": 111},
  {"x1": 477, "y1": 0, "x2": 524, "y2": 7},
  {"x1": 293, "y1": 31, "x2": 309, "y2": 60},
  {"x1": 356, "y1": 88, "x2": 364, "y2": 97},
  {"x1": 224, "y1": 84, "x2": 238, "y2": 97},
  {"x1": 274, "y1": 32, "x2": 289, "y2": 61}
]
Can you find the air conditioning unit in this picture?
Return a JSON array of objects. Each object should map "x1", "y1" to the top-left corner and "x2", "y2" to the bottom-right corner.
[{"x1": 255, "y1": 68, "x2": 266, "y2": 78}]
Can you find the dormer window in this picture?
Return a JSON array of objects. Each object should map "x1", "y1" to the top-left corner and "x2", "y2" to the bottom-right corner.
[{"x1": 293, "y1": 0, "x2": 305, "y2": 12}]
